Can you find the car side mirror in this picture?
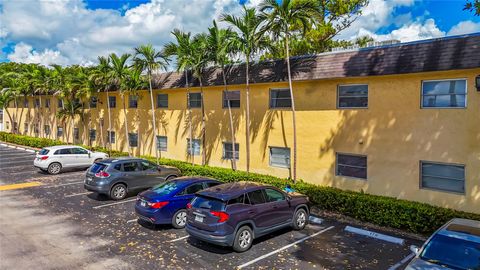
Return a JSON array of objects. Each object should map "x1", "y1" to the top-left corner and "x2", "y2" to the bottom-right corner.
[{"x1": 409, "y1": 245, "x2": 420, "y2": 255}]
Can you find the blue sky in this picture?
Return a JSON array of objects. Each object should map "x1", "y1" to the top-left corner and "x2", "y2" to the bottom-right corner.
[{"x1": 0, "y1": 0, "x2": 478, "y2": 65}]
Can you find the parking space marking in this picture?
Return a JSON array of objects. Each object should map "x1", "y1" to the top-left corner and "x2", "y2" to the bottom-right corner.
[
  {"x1": 126, "y1": 219, "x2": 137, "y2": 223},
  {"x1": 236, "y1": 226, "x2": 335, "y2": 269},
  {"x1": 167, "y1": 235, "x2": 189, "y2": 243},
  {"x1": 93, "y1": 198, "x2": 137, "y2": 209},
  {"x1": 0, "y1": 181, "x2": 43, "y2": 191},
  {"x1": 344, "y1": 226, "x2": 405, "y2": 245},
  {"x1": 64, "y1": 192, "x2": 91, "y2": 198},
  {"x1": 44, "y1": 181, "x2": 84, "y2": 188},
  {"x1": 388, "y1": 253, "x2": 415, "y2": 270}
]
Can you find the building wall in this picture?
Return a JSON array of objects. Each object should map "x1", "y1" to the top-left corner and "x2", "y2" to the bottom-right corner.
[{"x1": 4, "y1": 68, "x2": 480, "y2": 214}]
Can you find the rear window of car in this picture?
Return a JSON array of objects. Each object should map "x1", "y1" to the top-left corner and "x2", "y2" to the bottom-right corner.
[
  {"x1": 192, "y1": 195, "x2": 225, "y2": 211},
  {"x1": 39, "y1": 149, "x2": 49, "y2": 155},
  {"x1": 227, "y1": 194, "x2": 245, "y2": 205},
  {"x1": 90, "y1": 163, "x2": 106, "y2": 173},
  {"x1": 151, "y1": 181, "x2": 181, "y2": 196}
]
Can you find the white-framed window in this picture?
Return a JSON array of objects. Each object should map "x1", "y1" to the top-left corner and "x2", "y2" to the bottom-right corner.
[
  {"x1": 107, "y1": 131, "x2": 115, "y2": 144},
  {"x1": 157, "y1": 94, "x2": 168, "y2": 108},
  {"x1": 223, "y1": 91, "x2": 240, "y2": 108},
  {"x1": 337, "y1": 84, "x2": 368, "y2": 108},
  {"x1": 44, "y1": 125, "x2": 50, "y2": 135},
  {"x1": 34, "y1": 98, "x2": 40, "y2": 108},
  {"x1": 89, "y1": 129, "x2": 96, "y2": 141},
  {"x1": 269, "y1": 89, "x2": 291, "y2": 108},
  {"x1": 57, "y1": 127, "x2": 64, "y2": 138},
  {"x1": 421, "y1": 79, "x2": 467, "y2": 108},
  {"x1": 156, "y1": 136, "x2": 167, "y2": 152},
  {"x1": 188, "y1": 93, "x2": 202, "y2": 108},
  {"x1": 108, "y1": 96, "x2": 116, "y2": 108},
  {"x1": 129, "y1": 95, "x2": 138, "y2": 108},
  {"x1": 223, "y1": 142, "x2": 239, "y2": 160},
  {"x1": 420, "y1": 161, "x2": 465, "y2": 194},
  {"x1": 74, "y1": 128, "x2": 79, "y2": 140},
  {"x1": 269, "y1": 147, "x2": 290, "y2": 168},
  {"x1": 128, "y1": 133, "x2": 138, "y2": 147},
  {"x1": 336, "y1": 153, "x2": 367, "y2": 180},
  {"x1": 45, "y1": 99, "x2": 50, "y2": 108},
  {"x1": 187, "y1": 138, "x2": 201, "y2": 155}
]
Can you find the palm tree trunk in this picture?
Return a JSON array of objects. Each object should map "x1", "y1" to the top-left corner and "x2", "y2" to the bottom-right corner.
[
  {"x1": 39, "y1": 95, "x2": 44, "y2": 138},
  {"x1": 245, "y1": 57, "x2": 251, "y2": 173},
  {"x1": 185, "y1": 70, "x2": 194, "y2": 165},
  {"x1": 147, "y1": 71, "x2": 160, "y2": 164},
  {"x1": 285, "y1": 35, "x2": 297, "y2": 182},
  {"x1": 122, "y1": 94, "x2": 131, "y2": 156},
  {"x1": 222, "y1": 68, "x2": 236, "y2": 171},
  {"x1": 13, "y1": 97, "x2": 18, "y2": 134},
  {"x1": 106, "y1": 89, "x2": 113, "y2": 156},
  {"x1": 71, "y1": 103, "x2": 75, "y2": 144},
  {"x1": 3, "y1": 106, "x2": 13, "y2": 132},
  {"x1": 199, "y1": 77, "x2": 206, "y2": 166}
]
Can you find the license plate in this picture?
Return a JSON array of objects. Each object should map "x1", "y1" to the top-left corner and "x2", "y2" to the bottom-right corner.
[
  {"x1": 195, "y1": 215, "x2": 204, "y2": 223},
  {"x1": 140, "y1": 201, "x2": 147, "y2": 207}
]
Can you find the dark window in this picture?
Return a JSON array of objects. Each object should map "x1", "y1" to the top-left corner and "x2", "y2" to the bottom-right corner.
[
  {"x1": 44, "y1": 125, "x2": 50, "y2": 135},
  {"x1": 421, "y1": 162, "x2": 465, "y2": 193},
  {"x1": 45, "y1": 99, "x2": 50, "y2": 108},
  {"x1": 90, "y1": 97, "x2": 97, "y2": 108},
  {"x1": 157, "y1": 94, "x2": 168, "y2": 108},
  {"x1": 270, "y1": 89, "x2": 291, "y2": 108},
  {"x1": 74, "y1": 128, "x2": 79, "y2": 140},
  {"x1": 34, "y1": 124, "x2": 39, "y2": 134},
  {"x1": 227, "y1": 194, "x2": 245, "y2": 205},
  {"x1": 57, "y1": 99, "x2": 63, "y2": 108},
  {"x1": 128, "y1": 133, "x2": 138, "y2": 147},
  {"x1": 90, "y1": 163, "x2": 107, "y2": 173},
  {"x1": 187, "y1": 138, "x2": 200, "y2": 156},
  {"x1": 422, "y1": 79, "x2": 467, "y2": 108},
  {"x1": 107, "y1": 131, "x2": 115, "y2": 144},
  {"x1": 73, "y1": 98, "x2": 81, "y2": 107},
  {"x1": 72, "y1": 148, "x2": 88, "y2": 154},
  {"x1": 152, "y1": 181, "x2": 181, "y2": 196},
  {"x1": 188, "y1": 93, "x2": 202, "y2": 108},
  {"x1": 140, "y1": 160, "x2": 157, "y2": 170},
  {"x1": 23, "y1": 99, "x2": 29, "y2": 108},
  {"x1": 191, "y1": 196, "x2": 225, "y2": 211},
  {"x1": 129, "y1": 95, "x2": 138, "y2": 108},
  {"x1": 269, "y1": 147, "x2": 290, "y2": 168},
  {"x1": 108, "y1": 96, "x2": 116, "y2": 108},
  {"x1": 57, "y1": 127, "x2": 63, "y2": 137},
  {"x1": 247, "y1": 189, "x2": 266, "y2": 205},
  {"x1": 89, "y1": 129, "x2": 96, "y2": 141},
  {"x1": 223, "y1": 142, "x2": 239, "y2": 160},
  {"x1": 223, "y1": 90, "x2": 240, "y2": 108},
  {"x1": 122, "y1": 162, "x2": 139, "y2": 172},
  {"x1": 56, "y1": 148, "x2": 73, "y2": 155},
  {"x1": 336, "y1": 153, "x2": 367, "y2": 179},
  {"x1": 34, "y1": 98, "x2": 40, "y2": 108},
  {"x1": 181, "y1": 183, "x2": 205, "y2": 195},
  {"x1": 265, "y1": 188, "x2": 285, "y2": 202},
  {"x1": 13, "y1": 122, "x2": 18, "y2": 132},
  {"x1": 206, "y1": 182, "x2": 220, "y2": 188},
  {"x1": 156, "y1": 136, "x2": 167, "y2": 152},
  {"x1": 338, "y1": 84, "x2": 368, "y2": 108},
  {"x1": 39, "y1": 149, "x2": 49, "y2": 155},
  {"x1": 113, "y1": 164, "x2": 122, "y2": 171},
  {"x1": 24, "y1": 123, "x2": 28, "y2": 133}
]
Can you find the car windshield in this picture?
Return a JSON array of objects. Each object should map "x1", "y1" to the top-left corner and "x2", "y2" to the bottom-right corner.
[
  {"x1": 420, "y1": 233, "x2": 480, "y2": 269},
  {"x1": 151, "y1": 181, "x2": 181, "y2": 196},
  {"x1": 191, "y1": 195, "x2": 225, "y2": 211},
  {"x1": 39, "y1": 149, "x2": 49, "y2": 155},
  {"x1": 90, "y1": 163, "x2": 106, "y2": 173}
]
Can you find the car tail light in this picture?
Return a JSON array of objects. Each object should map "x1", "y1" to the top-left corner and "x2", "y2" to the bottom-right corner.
[
  {"x1": 186, "y1": 202, "x2": 192, "y2": 209},
  {"x1": 40, "y1": 156, "x2": 48, "y2": 160},
  {"x1": 210, "y1": 211, "x2": 229, "y2": 223},
  {"x1": 95, "y1": 171, "x2": 110, "y2": 178},
  {"x1": 149, "y1": 201, "x2": 169, "y2": 209}
]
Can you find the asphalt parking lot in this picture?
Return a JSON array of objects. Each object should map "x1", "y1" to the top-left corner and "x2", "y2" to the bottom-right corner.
[{"x1": 0, "y1": 144, "x2": 422, "y2": 270}]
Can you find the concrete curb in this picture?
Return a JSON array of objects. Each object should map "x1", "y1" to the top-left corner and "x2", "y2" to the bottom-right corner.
[{"x1": 345, "y1": 225, "x2": 405, "y2": 245}]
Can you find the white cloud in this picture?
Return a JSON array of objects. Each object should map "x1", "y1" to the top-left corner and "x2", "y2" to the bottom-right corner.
[
  {"x1": 447, "y1": 20, "x2": 480, "y2": 36},
  {"x1": 7, "y1": 42, "x2": 70, "y2": 66}
]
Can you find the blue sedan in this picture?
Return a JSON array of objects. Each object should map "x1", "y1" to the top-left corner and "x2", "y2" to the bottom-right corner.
[{"x1": 135, "y1": 176, "x2": 221, "y2": 228}]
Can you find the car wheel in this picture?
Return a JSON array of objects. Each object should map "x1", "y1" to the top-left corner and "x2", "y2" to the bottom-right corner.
[
  {"x1": 110, "y1": 183, "x2": 127, "y2": 200},
  {"x1": 172, "y1": 209, "x2": 187, "y2": 229},
  {"x1": 292, "y1": 208, "x2": 308, "y2": 230},
  {"x1": 233, "y1": 226, "x2": 253, "y2": 252},
  {"x1": 47, "y1": 162, "x2": 62, "y2": 175}
]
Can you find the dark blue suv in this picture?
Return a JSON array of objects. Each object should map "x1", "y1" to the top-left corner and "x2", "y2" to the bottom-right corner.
[
  {"x1": 185, "y1": 181, "x2": 310, "y2": 252},
  {"x1": 135, "y1": 176, "x2": 220, "y2": 228}
]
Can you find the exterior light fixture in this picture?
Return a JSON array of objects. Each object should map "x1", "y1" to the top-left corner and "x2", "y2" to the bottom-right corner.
[{"x1": 476, "y1": 75, "x2": 480, "y2": 91}]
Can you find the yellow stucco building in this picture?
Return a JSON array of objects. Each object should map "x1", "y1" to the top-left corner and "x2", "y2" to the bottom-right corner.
[{"x1": 3, "y1": 34, "x2": 480, "y2": 214}]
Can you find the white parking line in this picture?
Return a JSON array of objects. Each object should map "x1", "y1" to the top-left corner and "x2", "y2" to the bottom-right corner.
[
  {"x1": 44, "y1": 181, "x2": 84, "y2": 188},
  {"x1": 167, "y1": 235, "x2": 189, "y2": 243},
  {"x1": 126, "y1": 219, "x2": 138, "y2": 223},
  {"x1": 387, "y1": 253, "x2": 415, "y2": 270},
  {"x1": 64, "y1": 192, "x2": 91, "y2": 198},
  {"x1": 236, "y1": 226, "x2": 335, "y2": 269},
  {"x1": 344, "y1": 226, "x2": 405, "y2": 245},
  {"x1": 93, "y1": 198, "x2": 137, "y2": 209}
]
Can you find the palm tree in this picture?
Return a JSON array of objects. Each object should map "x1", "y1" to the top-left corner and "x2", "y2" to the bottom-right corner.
[
  {"x1": 109, "y1": 53, "x2": 132, "y2": 156},
  {"x1": 222, "y1": 6, "x2": 269, "y2": 173},
  {"x1": 91, "y1": 56, "x2": 113, "y2": 152},
  {"x1": 56, "y1": 99, "x2": 82, "y2": 142},
  {"x1": 0, "y1": 88, "x2": 15, "y2": 129},
  {"x1": 163, "y1": 29, "x2": 196, "y2": 165},
  {"x1": 259, "y1": 0, "x2": 318, "y2": 181},
  {"x1": 206, "y1": 20, "x2": 238, "y2": 170},
  {"x1": 133, "y1": 44, "x2": 169, "y2": 164},
  {"x1": 32, "y1": 65, "x2": 52, "y2": 138}
]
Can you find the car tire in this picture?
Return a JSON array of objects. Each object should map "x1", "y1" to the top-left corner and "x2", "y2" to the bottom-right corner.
[
  {"x1": 47, "y1": 162, "x2": 62, "y2": 175},
  {"x1": 233, "y1": 226, "x2": 253, "y2": 253},
  {"x1": 172, "y1": 209, "x2": 187, "y2": 229},
  {"x1": 292, "y1": 208, "x2": 308, "y2": 230},
  {"x1": 110, "y1": 183, "x2": 127, "y2": 200}
]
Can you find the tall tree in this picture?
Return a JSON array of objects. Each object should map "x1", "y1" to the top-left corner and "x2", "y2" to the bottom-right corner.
[
  {"x1": 260, "y1": 0, "x2": 319, "y2": 181},
  {"x1": 133, "y1": 44, "x2": 169, "y2": 164},
  {"x1": 91, "y1": 56, "x2": 113, "y2": 152},
  {"x1": 464, "y1": 0, "x2": 480, "y2": 15},
  {"x1": 206, "y1": 20, "x2": 238, "y2": 170},
  {"x1": 163, "y1": 29, "x2": 197, "y2": 165},
  {"x1": 109, "y1": 53, "x2": 133, "y2": 156},
  {"x1": 222, "y1": 6, "x2": 269, "y2": 173}
]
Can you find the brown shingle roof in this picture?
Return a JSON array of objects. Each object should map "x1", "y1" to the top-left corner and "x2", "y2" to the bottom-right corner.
[{"x1": 152, "y1": 33, "x2": 480, "y2": 89}]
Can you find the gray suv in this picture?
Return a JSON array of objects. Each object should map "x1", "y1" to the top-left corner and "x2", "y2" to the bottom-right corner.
[{"x1": 84, "y1": 158, "x2": 181, "y2": 200}]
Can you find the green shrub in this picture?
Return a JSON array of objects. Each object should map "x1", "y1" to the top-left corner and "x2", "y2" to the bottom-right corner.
[{"x1": 2, "y1": 131, "x2": 479, "y2": 235}]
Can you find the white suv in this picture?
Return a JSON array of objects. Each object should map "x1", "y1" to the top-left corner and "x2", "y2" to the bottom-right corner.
[{"x1": 34, "y1": 145, "x2": 108, "y2": 174}]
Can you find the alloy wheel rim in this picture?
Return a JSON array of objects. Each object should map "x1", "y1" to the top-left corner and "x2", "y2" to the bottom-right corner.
[
  {"x1": 297, "y1": 212, "x2": 306, "y2": 227},
  {"x1": 176, "y1": 212, "x2": 187, "y2": 226},
  {"x1": 239, "y1": 230, "x2": 251, "y2": 248},
  {"x1": 50, "y1": 164, "x2": 60, "y2": 173},
  {"x1": 114, "y1": 186, "x2": 125, "y2": 198}
]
